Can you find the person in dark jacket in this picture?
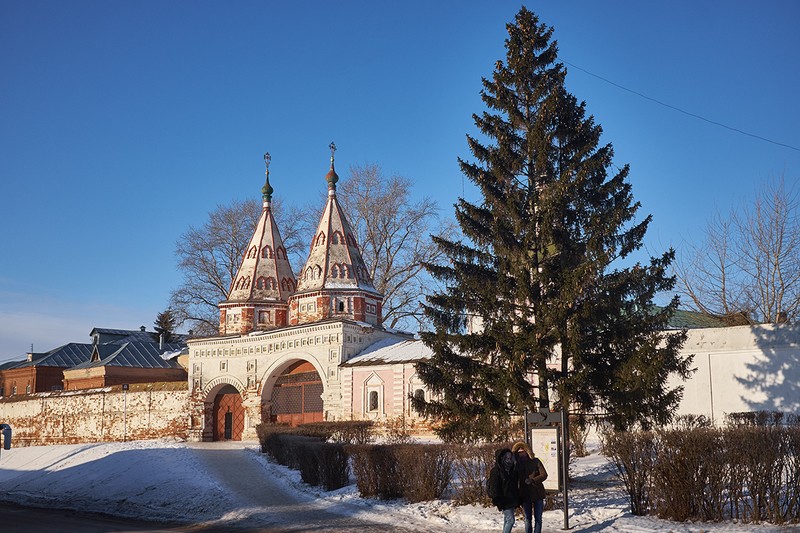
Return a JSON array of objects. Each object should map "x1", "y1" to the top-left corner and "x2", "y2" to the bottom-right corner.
[
  {"x1": 512, "y1": 441, "x2": 548, "y2": 533},
  {"x1": 487, "y1": 447, "x2": 520, "y2": 533}
]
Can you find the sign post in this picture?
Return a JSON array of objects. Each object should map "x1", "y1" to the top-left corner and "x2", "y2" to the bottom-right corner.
[
  {"x1": 526, "y1": 408, "x2": 569, "y2": 530},
  {"x1": 122, "y1": 384, "x2": 129, "y2": 442}
]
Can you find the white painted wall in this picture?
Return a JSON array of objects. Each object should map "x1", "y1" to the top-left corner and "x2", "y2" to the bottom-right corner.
[{"x1": 669, "y1": 324, "x2": 800, "y2": 424}]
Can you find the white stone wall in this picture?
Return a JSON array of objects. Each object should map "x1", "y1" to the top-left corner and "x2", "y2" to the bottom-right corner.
[
  {"x1": 0, "y1": 386, "x2": 189, "y2": 446},
  {"x1": 668, "y1": 324, "x2": 800, "y2": 424}
]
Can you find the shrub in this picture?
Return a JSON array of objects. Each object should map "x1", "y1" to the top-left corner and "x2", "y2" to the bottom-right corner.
[
  {"x1": 726, "y1": 410, "x2": 786, "y2": 427},
  {"x1": 451, "y1": 443, "x2": 499, "y2": 506},
  {"x1": 275, "y1": 434, "x2": 320, "y2": 470},
  {"x1": 651, "y1": 427, "x2": 727, "y2": 522},
  {"x1": 293, "y1": 420, "x2": 375, "y2": 444},
  {"x1": 394, "y1": 444, "x2": 453, "y2": 502},
  {"x1": 605, "y1": 425, "x2": 800, "y2": 525},
  {"x1": 315, "y1": 441, "x2": 350, "y2": 491},
  {"x1": 255, "y1": 422, "x2": 294, "y2": 453},
  {"x1": 348, "y1": 444, "x2": 402, "y2": 499},
  {"x1": 296, "y1": 422, "x2": 337, "y2": 441},
  {"x1": 569, "y1": 415, "x2": 589, "y2": 458},
  {"x1": 601, "y1": 429, "x2": 655, "y2": 516},
  {"x1": 671, "y1": 414, "x2": 713, "y2": 430},
  {"x1": 383, "y1": 415, "x2": 413, "y2": 445},
  {"x1": 296, "y1": 440, "x2": 350, "y2": 490}
]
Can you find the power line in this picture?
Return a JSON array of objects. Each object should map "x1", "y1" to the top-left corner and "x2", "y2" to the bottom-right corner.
[{"x1": 563, "y1": 60, "x2": 800, "y2": 154}]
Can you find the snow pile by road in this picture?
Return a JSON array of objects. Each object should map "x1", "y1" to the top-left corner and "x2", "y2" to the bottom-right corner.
[{"x1": 0, "y1": 437, "x2": 789, "y2": 532}]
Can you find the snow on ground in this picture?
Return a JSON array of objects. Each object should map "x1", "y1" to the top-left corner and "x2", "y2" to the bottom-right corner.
[{"x1": 0, "y1": 436, "x2": 794, "y2": 532}]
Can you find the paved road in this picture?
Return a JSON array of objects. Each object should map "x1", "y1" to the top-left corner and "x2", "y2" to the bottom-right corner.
[
  {"x1": 0, "y1": 503, "x2": 194, "y2": 533},
  {"x1": 185, "y1": 440, "x2": 450, "y2": 532}
]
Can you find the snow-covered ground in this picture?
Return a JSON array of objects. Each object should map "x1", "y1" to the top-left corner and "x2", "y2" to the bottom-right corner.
[{"x1": 0, "y1": 436, "x2": 793, "y2": 532}]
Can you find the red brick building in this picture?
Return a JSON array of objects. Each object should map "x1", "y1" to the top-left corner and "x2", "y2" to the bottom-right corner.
[{"x1": 0, "y1": 329, "x2": 188, "y2": 396}]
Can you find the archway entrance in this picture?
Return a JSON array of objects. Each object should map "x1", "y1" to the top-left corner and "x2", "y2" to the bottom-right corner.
[
  {"x1": 270, "y1": 361, "x2": 323, "y2": 425},
  {"x1": 212, "y1": 385, "x2": 244, "y2": 441}
]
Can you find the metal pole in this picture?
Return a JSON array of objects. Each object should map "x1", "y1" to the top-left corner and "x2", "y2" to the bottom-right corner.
[
  {"x1": 123, "y1": 388, "x2": 127, "y2": 442},
  {"x1": 561, "y1": 406, "x2": 570, "y2": 529},
  {"x1": 523, "y1": 407, "x2": 529, "y2": 446}
]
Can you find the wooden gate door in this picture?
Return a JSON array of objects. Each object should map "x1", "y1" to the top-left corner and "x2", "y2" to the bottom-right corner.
[
  {"x1": 270, "y1": 361, "x2": 323, "y2": 425},
  {"x1": 213, "y1": 385, "x2": 244, "y2": 441}
]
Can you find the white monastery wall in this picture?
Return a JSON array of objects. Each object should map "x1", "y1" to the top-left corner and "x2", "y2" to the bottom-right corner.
[
  {"x1": 0, "y1": 385, "x2": 189, "y2": 446},
  {"x1": 669, "y1": 324, "x2": 800, "y2": 424}
]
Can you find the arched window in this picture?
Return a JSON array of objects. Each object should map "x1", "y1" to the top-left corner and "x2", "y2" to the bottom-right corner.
[
  {"x1": 256, "y1": 277, "x2": 266, "y2": 289},
  {"x1": 332, "y1": 231, "x2": 344, "y2": 244},
  {"x1": 314, "y1": 265, "x2": 322, "y2": 279},
  {"x1": 276, "y1": 246, "x2": 286, "y2": 259},
  {"x1": 346, "y1": 233, "x2": 356, "y2": 247},
  {"x1": 247, "y1": 246, "x2": 258, "y2": 259},
  {"x1": 316, "y1": 232, "x2": 326, "y2": 246},
  {"x1": 414, "y1": 389, "x2": 425, "y2": 403},
  {"x1": 262, "y1": 246, "x2": 274, "y2": 258},
  {"x1": 267, "y1": 277, "x2": 277, "y2": 290},
  {"x1": 243, "y1": 276, "x2": 251, "y2": 289},
  {"x1": 364, "y1": 373, "x2": 384, "y2": 415},
  {"x1": 331, "y1": 264, "x2": 340, "y2": 278},
  {"x1": 368, "y1": 391, "x2": 379, "y2": 411},
  {"x1": 342, "y1": 264, "x2": 351, "y2": 278}
]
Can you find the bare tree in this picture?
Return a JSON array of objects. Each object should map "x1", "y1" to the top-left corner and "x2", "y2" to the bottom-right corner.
[
  {"x1": 169, "y1": 198, "x2": 305, "y2": 335},
  {"x1": 337, "y1": 164, "x2": 457, "y2": 331},
  {"x1": 675, "y1": 175, "x2": 800, "y2": 324},
  {"x1": 675, "y1": 212, "x2": 751, "y2": 324},
  {"x1": 735, "y1": 177, "x2": 800, "y2": 322}
]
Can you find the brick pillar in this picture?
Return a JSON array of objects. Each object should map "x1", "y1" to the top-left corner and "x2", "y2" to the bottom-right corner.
[
  {"x1": 241, "y1": 308, "x2": 254, "y2": 334},
  {"x1": 219, "y1": 308, "x2": 227, "y2": 334}
]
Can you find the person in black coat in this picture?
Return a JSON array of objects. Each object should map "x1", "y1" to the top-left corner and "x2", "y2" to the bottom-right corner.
[
  {"x1": 487, "y1": 447, "x2": 520, "y2": 533},
  {"x1": 512, "y1": 441, "x2": 548, "y2": 533}
]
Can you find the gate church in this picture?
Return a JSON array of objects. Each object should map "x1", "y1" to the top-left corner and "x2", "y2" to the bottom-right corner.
[{"x1": 187, "y1": 146, "x2": 429, "y2": 441}]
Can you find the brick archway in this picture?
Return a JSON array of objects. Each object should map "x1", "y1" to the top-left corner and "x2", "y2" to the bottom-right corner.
[
  {"x1": 269, "y1": 361, "x2": 323, "y2": 425},
  {"x1": 212, "y1": 384, "x2": 244, "y2": 440}
]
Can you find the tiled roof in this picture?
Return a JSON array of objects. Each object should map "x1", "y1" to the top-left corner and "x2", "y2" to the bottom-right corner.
[
  {"x1": 225, "y1": 197, "x2": 296, "y2": 304},
  {"x1": 294, "y1": 178, "x2": 379, "y2": 297}
]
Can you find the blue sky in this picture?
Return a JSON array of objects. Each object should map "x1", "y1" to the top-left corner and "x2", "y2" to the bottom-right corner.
[{"x1": 1, "y1": 1, "x2": 798, "y2": 361}]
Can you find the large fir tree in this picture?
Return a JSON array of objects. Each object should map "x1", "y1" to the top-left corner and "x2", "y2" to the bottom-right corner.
[{"x1": 412, "y1": 7, "x2": 691, "y2": 440}]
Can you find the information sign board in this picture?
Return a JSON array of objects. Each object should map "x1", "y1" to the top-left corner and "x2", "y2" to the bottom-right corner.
[{"x1": 530, "y1": 426, "x2": 560, "y2": 492}]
